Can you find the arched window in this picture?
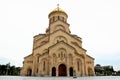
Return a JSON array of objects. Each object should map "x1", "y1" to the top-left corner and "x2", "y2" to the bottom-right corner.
[
  {"x1": 58, "y1": 16, "x2": 60, "y2": 20},
  {"x1": 37, "y1": 68, "x2": 38, "y2": 73},
  {"x1": 53, "y1": 16, "x2": 55, "y2": 22},
  {"x1": 58, "y1": 48, "x2": 66, "y2": 60},
  {"x1": 49, "y1": 18, "x2": 51, "y2": 23},
  {"x1": 61, "y1": 52, "x2": 63, "y2": 58},
  {"x1": 53, "y1": 36, "x2": 67, "y2": 44},
  {"x1": 77, "y1": 61, "x2": 80, "y2": 71},
  {"x1": 58, "y1": 53, "x2": 60, "y2": 57},
  {"x1": 69, "y1": 54, "x2": 73, "y2": 65},
  {"x1": 60, "y1": 51, "x2": 65, "y2": 60},
  {"x1": 53, "y1": 54, "x2": 56, "y2": 64},
  {"x1": 37, "y1": 56, "x2": 39, "y2": 62},
  {"x1": 43, "y1": 61, "x2": 45, "y2": 71},
  {"x1": 55, "y1": 26, "x2": 65, "y2": 31},
  {"x1": 64, "y1": 53, "x2": 66, "y2": 58}
]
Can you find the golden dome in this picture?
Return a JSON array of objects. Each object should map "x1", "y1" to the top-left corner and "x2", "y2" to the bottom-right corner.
[{"x1": 48, "y1": 5, "x2": 68, "y2": 18}]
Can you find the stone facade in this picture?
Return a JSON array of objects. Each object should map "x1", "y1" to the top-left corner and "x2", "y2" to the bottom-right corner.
[{"x1": 20, "y1": 6, "x2": 95, "y2": 76}]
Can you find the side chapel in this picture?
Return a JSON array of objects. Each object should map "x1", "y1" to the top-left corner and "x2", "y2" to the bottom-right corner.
[{"x1": 20, "y1": 5, "x2": 95, "y2": 76}]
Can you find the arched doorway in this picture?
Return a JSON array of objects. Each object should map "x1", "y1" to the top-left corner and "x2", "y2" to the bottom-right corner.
[
  {"x1": 58, "y1": 64, "x2": 67, "y2": 76},
  {"x1": 69, "y1": 67, "x2": 73, "y2": 76},
  {"x1": 88, "y1": 68, "x2": 93, "y2": 76},
  {"x1": 52, "y1": 67, "x2": 56, "y2": 76},
  {"x1": 27, "y1": 68, "x2": 32, "y2": 76}
]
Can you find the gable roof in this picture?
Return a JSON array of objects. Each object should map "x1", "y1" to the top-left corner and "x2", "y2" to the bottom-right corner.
[
  {"x1": 87, "y1": 55, "x2": 95, "y2": 60},
  {"x1": 49, "y1": 41, "x2": 75, "y2": 50}
]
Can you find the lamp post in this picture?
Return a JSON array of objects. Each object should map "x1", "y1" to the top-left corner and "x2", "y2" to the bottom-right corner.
[
  {"x1": 73, "y1": 70, "x2": 77, "y2": 78},
  {"x1": 6, "y1": 63, "x2": 10, "y2": 75}
]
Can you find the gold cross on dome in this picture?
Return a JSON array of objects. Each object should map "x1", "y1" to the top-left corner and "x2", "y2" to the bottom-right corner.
[
  {"x1": 57, "y1": 4, "x2": 59, "y2": 8},
  {"x1": 57, "y1": 4, "x2": 60, "y2": 10}
]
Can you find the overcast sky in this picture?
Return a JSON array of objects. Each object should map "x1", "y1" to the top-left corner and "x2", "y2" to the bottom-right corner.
[{"x1": 0, "y1": 0, "x2": 120, "y2": 71}]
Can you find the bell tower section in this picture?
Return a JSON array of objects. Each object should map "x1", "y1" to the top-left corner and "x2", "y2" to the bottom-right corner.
[{"x1": 46, "y1": 5, "x2": 71, "y2": 34}]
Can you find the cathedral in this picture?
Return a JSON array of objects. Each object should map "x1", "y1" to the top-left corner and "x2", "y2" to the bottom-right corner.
[{"x1": 20, "y1": 6, "x2": 95, "y2": 76}]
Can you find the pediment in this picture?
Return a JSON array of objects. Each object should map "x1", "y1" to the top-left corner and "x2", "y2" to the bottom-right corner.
[
  {"x1": 49, "y1": 41, "x2": 75, "y2": 51},
  {"x1": 24, "y1": 54, "x2": 33, "y2": 59},
  {"x1": 50, "y1": 29, "x2": 82, "y2": 43}
]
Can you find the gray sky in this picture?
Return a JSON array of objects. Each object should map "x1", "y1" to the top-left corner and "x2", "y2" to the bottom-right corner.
[{"x1": 0, "y1": 0, "x2": 120, "y2": 71}]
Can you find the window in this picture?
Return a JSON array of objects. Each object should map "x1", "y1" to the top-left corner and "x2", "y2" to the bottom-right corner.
[
  {"x1": 58, "y1": 16, "x2": 60, "y2": 20},
  {"x1": 53, "y1": 54, "x2": 56, "y2": 64},
  {"x1": 43, "y1": 61, "x2": 45, "y2": 71},
  {"x1": 62, "y1": 17, "x2": 64, "y2": 21},
  {"x1": 53, "y1": 17, "x2": 55, "y2": 22},
  {"x1": 37, "y1": 56, "x2": 39, "y2": 62},
  {"x1": 37, "y1": 68, "x2": 38, "y2": 73},
  {"x1": 77, "y1": 61, "x2": 80, "y2": 71},
  {"x1": 69, "y1": 54, "x2": 73, "y2": 65}
]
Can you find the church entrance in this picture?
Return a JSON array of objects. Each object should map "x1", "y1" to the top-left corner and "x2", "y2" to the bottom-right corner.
[
  {"x1": 69, "y1": 67, "x2": 73, "y2": 76},
  {"x1": 88, "y1": 68, "x2": 93, "y2": 76},
  {"x1": 27, "y1": 68, "x2": 32, "y2": 76},
  {"x1": 52, "y1": 67, "x2": 56, "y2": 76},
  {"x1": 58, "y1": 64, "x2": 67, "y2": 76}
]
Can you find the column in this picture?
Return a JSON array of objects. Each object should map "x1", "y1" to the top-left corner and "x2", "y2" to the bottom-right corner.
[{"x1": 67, "y1": 67, "x2": 69, "y2": 76}]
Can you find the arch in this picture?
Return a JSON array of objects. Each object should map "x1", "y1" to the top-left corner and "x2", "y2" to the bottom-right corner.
[
  {"x1": 40, "y1": 58, "x2": 48, "y2": 73},
  {"x1": 58, "y1": 48, "x2": 66, "y2": 60},
  {"x1": 88, "y1": 67, "x2": 94, "y2": 76},
  {"x1": 53, "y1": 53, "x2": 56, "y2": 64},
  {"x1": 27, "y1": 68, "x2": 32, "y2": 76},
  {"x1": 52, "y1": 67, "x2": 56, "y2": 76},
  {"x1": 58, "y1": 64, "x2": 67, "y2": 76},
  {"x1": 76, "y1": 59, "x2": 82, "y2": 72},
  {"x1": 77, "y1": 61, "x2": 80, "y2": 71},
  {"x1": 69, "y1": 67, "x2": 73, "y2": 76},
  {"x1": 36, "y1": 54, "x2": 40, "y2": 62},
  {"x1": 43, "y1": 49, "x2": 48, "y2": 53},
  {"x1": 58, "y1": 16, "x2": 60, "y2": 20},
  {"x1": 40, "y1": 41, "x2": 47, "y2": 46},
  {"x1": 69, "y1": 54, "x2": 73, "y2": 65},
  {"x1": 43, "y1": 61, "x2": 45, "y2": 71},
  {"x1": 53, "y1": 36, "x2": 67, "y2": 44},
  {"x1": 55, "y1": 25, "x2": 65, "y2": 31}
]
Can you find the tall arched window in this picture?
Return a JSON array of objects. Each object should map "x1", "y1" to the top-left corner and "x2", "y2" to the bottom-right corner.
[
  {"x1": 53, "y1": 16, "x2": 55, "y2": 22},
  {"x1": 37, "y1": 56, "x2": 39, "y2": 62},
  {"x1": 77, "y1": 61, "x2": 80, "y2": 71},
  {"x1": 62, "y1": 17, "x2": 64, "y2": 21},
  {"x1": 53, "y1": 54, "x2": 56, "y2": 64},
  {"x1": 43, "y1": 61, "x2": 45, "y2": 71},
  {"x1": 58, "y1": 16, "x2": 60, "y2": 20},
  {"x1": 58, "y1": 48, "x2": 66, "y2": 60},
  {"x1": 69, "y1": 54, "x2": 73, "y2": 65}
]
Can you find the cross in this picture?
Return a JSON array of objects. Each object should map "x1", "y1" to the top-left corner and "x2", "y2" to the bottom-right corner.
[{"x1": 57, "y1": 4, "x2": 59, "y2": 8}]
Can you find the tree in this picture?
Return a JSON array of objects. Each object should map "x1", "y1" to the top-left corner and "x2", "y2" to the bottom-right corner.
[
  {"x1": 0, "y1": 63, "x2": 21, "y2": 75},
  {"x1": 103, "y1": 66, "x2": 114, "y2": 76}
]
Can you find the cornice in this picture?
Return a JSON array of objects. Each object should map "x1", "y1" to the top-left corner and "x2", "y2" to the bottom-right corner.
[
  {"x1": 86, "y1": 55, "x2": 95, "y2": 60},
  {"x1": 24, "y1": 54, "x2": 33, "y2": 59},
  {"x1": 48, "y1": 41, "x2": 76, "y2": 51},
  {"x1": 49, "y1": 20, "x2": 70, "y2": 26},
  {"x1": 50, "y1": 29, "x2": 82, "y2": 43},
  {"x1": 33, "y1": 29, "x2": 83, "y2": 50}
]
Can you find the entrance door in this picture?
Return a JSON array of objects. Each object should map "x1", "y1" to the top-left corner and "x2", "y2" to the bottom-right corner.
[
  {"x1": 69, "y1": 67, "x2": 73, "y2": 76},
  {"x1": 27, "y1": 69, "x2": 32, "y2": 76},
  {"x1": 58, "y1": 64, "x2": 67, "y2": 76},
  {"x1": 52, "y1": 67, "x2": 56, "y2": 76},
  {"x1": 88, "y1": 68, "x2": 93, "y2": 76}
]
